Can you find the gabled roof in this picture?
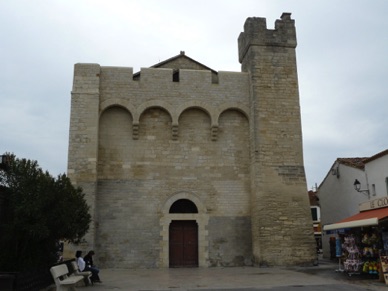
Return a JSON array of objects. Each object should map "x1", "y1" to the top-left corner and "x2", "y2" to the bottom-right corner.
[
  {"x1": 363, "y1": 149, "x2": 388, "y2": 164},
  {"x1": 133, "y1": 51, "x2": 218, "y2": 79},
  {"x1": 336, "y1": 149, "x2": 388, "y2": 168},
  {"x1": 318, "y1": 157, "x2": 367, "y2": 189},
  {"x1": 336, "y1": 157, "x2": 367, "y2": 170},
  {"x1": 318, "y1": 149, "x2": 388, "y2": 188}
]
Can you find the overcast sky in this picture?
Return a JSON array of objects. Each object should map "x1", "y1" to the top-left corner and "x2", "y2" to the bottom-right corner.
[{"x1": 1, "y1": 0, "x2": 387, "y2": 190}]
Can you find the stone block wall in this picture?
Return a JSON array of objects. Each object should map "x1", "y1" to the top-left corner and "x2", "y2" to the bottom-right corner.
[
  {"x1": 67, "y1": 13, "x2": 316, "y2": 268},
  {"x1": 238, "y1": 13, "x2": 316, "y2": 266},
  {"x1": 94, "y1": 103, "x2": 251, "y2": 267}
]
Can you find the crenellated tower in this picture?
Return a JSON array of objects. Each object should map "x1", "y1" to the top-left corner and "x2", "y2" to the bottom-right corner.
[
  {"x1": 66, "y1": 13, "x2": 316, "y2": 268},
  {"x1": 238, "y1": 13, "x2": 316, "y2": 266}
]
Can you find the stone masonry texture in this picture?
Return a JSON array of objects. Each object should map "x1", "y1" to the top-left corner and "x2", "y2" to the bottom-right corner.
[{"x1": 67, "y1": 13, "x2": 316, "y2": 268}]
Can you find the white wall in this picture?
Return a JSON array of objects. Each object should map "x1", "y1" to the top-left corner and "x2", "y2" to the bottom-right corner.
[
  {"x1": 365, "y1": 155, "x2": 388, "y2": 198},
  {"x1": 318, "y1": 153, "x2": 388, "y2": 258},
  {"x1": 318, "y1": 162, "x2": 367, "y2": 258}
]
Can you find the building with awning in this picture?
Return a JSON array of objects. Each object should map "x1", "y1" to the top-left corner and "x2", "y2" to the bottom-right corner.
[
  {"x1": 322, "y1": 197, "x2": 388, "y2": 277},
  {"x1": 323, "y1": 200, "x2": 388, "y2": 231},
  {"x1": 318, "y1": 149, "x2": 388, "y2": 259}
]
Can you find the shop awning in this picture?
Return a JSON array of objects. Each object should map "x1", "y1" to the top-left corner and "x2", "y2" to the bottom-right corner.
[{"x1": 323, "y1": 207, "x2": 388, "y2": 231}]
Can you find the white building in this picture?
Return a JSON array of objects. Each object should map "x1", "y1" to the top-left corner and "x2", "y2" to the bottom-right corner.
[
  {"x1": 364, "y1": 151, "x2": 388, "y2": 197},
  {"x1": 318, "y1": 149, "x2": 388, "y2": 259}
]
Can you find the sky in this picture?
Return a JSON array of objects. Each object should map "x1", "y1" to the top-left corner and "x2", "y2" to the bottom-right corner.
[{"x1": 0, "y1": 0, "x2": 387, "y2": 190}]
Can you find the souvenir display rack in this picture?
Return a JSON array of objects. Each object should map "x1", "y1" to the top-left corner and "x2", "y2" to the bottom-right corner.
[
  {"x1": 360, "y1": 232, "x2": 380, "y2": 275},
  {"x1": 342, "y1": 235, "x2": 363, "y2": 276},
  {"x1": 341, "y1": 231, "x2": 382, "y2": 277}
]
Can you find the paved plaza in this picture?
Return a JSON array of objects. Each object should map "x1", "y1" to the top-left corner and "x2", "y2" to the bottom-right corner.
[{"x1": 66, "y1": 259, "x2": 388, "y2": 291}]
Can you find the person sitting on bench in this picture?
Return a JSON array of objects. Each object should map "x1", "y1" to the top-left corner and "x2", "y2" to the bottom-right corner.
[{"x1": 75, "y1": 250, "x2": 102, "y2": 283}]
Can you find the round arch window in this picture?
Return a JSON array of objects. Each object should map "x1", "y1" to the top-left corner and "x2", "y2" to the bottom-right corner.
[{"x1": 169, "y1": 199, "x2": 198, "y2": 213}]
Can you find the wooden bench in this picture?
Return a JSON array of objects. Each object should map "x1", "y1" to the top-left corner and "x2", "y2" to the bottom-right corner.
[
  {"x1": 50, "y1": 264, "x2": 84, "y2": 291},
  {"x1": 71, "y1": 260, "x2": 92, "y2": 286}
]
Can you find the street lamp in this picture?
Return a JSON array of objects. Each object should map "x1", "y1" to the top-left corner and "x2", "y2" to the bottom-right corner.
[{"x1": 353, "y1": 179, "x2": 370, "y2": 199}]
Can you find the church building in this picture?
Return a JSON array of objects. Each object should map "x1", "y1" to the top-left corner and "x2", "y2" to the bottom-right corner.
[{"x1": 67, "y1": 13, "x2": 316, "y2": 268}]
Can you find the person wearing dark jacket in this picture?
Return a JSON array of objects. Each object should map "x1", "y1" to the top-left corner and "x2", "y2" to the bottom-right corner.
[{"x1": 80, "y1": 250, "x2": 102, "y2": 283}]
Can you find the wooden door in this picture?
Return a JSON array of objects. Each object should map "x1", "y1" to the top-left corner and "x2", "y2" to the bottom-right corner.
[{"x1": 169, "y1": 220, "x2": 198, "y2": 267}]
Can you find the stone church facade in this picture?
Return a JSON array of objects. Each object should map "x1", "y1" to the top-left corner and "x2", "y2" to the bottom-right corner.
[{"x1": 67, "y1": 13, "x2": 316, "y2": 268}]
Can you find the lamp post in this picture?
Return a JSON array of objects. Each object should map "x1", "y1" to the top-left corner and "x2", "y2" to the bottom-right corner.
[{"x1": 353, "y1": 179, "x2": 370, "y2": 199}]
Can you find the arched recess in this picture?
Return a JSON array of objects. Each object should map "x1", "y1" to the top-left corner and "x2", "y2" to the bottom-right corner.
[
  {"x1": 98, "y1": 105, "x2": 133, "y2": 179},
  {"x1": 176, "y1": 101, "x2": 217, "y2": 126},
  {"x1": 159, "y1": 192, "x2": 209, "y2": 268},
  {"x1": 137, "y1": 100, "x2": 174, "y2": 125},
  {"x1": 215, "y1": 103, "x2": 250, "y2": 125},
  {"x1": 215, "y1": 108, "x2": 250, "y2": 216},
  {"x1": 178, "y1": 107, "x2": 212, "y2": 144},
  {"x1": 138, "y1": 106, "x2": 172, "y2": 141},
  {"x1": 100, "y1": 99, "x2": 137, "y2": 120}
]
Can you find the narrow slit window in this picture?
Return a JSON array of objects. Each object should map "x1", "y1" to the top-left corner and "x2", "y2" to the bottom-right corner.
[{"x1": 173, "y1": 70, "x2": 180, "y2": 82}]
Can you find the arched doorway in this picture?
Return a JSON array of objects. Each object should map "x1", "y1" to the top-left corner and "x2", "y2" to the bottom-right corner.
[{"x1": 169, "y1": 199, "x2": 199, "y2": 267}]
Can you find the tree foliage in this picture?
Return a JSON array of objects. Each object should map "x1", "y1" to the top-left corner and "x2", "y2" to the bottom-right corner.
[{"x1": 0, "y1": 154, "x2": 91, "y2": 271}]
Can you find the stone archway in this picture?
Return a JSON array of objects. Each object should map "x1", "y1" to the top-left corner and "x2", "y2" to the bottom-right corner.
[
  {"x1": 159, "y1": 192, "x2": 209, "y2": 267},
  {"x1": 169, "y1": 199, "x2": 199, "y2": 267}
]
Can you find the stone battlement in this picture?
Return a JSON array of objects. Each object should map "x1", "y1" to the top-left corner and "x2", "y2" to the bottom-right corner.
[
  {"x1": 72, "y1": 64, "x2": 249, "y2": 94},
  {"x1": 238, "y1": 12, "x2": 296, "y2": 63},
  {"x1": 67, "y1": 13, "x2": 316, "y2": 269}
]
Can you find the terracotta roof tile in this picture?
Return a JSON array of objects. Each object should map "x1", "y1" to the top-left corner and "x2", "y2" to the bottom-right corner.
[
  {"x1": 337, "y1": 157, "x2": 367, "y2": 170},
  {"x1": 363, "y1": 149, "x2": 388, "y2": 164}
]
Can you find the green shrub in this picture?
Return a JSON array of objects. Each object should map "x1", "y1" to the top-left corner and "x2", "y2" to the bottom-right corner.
[{"x1": 0, "y1": 154, "x2": 91, "y2": 271}]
